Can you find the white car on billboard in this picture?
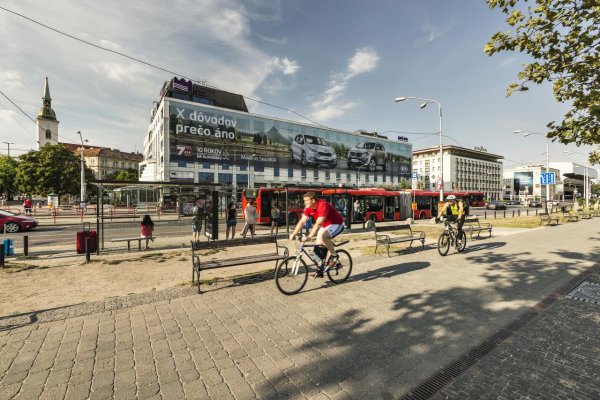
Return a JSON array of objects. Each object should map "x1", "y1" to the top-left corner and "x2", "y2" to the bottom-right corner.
[{"x1": 290, "y1": 134, "x2": 337, "y2": 168}]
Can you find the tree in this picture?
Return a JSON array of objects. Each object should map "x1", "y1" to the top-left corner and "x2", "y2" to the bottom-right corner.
[
  {"x1": 485, "y1": 0, "x2": 600, "y2": 163},
  {"x1": 107, "y1": 169, "x2": 139, "y2": 181},
  {"x1": 15, "y1": 145, "x2": 95, "y2": 197},
  {"x1": 0, "y1": 156, "x2": 18, "y2": 199},
  {"x1": 592, "y1": 183, "x2": 600, "y2": 197}
]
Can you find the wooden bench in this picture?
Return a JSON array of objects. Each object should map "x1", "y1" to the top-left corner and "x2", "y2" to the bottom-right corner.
[
  {"x1": 579, "y1": 211, "x2": 592, "y2": 219},
  {"x1": 462, "y1": 218, "x2": 493, "y2": 239},
  {"x1": 191, "y1": 236, "x2": 289, "y2": 293},
  {"x1": 365, "y1": 221, "x2": 425, "y2": 257},
  {"x1": 111, "y1": 236, "x2": 155, "y2": 251},
  {"x1": 562, "y1": 212, "x2": 579, "y2": 222},
  {"x1": 539, "y1": 213, "x2": 560, "y2": 226}
]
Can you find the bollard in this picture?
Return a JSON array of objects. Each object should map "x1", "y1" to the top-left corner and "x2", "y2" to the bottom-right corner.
[
  {"x1": 503, "y1": 211, "x2": 506, "y2": 218},
  {"x1": 0, "y1": 242, "x2": 4, "y2": 267},
  {"x1": 85, "y1": 237, "x2": 91, "y2": 263},
  {"x1": 24, "y1": 235, "x2": 28, "y2": 257}
]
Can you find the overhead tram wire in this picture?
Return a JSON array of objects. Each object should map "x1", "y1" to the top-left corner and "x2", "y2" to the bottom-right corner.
[
  {"x1": 0, "y1": 5, "x2": 330, "y2": 130},
  {"x1": 0, "y1": 96, "x2": 38, "y2": 143}
]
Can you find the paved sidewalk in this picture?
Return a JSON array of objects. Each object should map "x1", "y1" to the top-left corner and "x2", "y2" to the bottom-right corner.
[{"x1": 0, "y1": 219, "x2": 598, "y2": 399}]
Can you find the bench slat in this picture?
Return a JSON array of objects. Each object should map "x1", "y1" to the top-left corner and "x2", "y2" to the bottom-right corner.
[{"x1": 202, "y1": 253, "x2": 286, "y2": 269}]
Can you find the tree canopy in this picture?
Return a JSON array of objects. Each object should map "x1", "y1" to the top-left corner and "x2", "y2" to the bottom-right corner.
[
  {"x1": 485, "y1": 0, "x2": 599, "y2": 163},
  {"x1": 107, "y1": 168, "x2": 139, "y2": 181},
  {"x1": 0, "y1": 156, "x2": 18, "y2": 197},
  {"x1": 15, "y1": 145, "x2": 95, "y2": 197}
]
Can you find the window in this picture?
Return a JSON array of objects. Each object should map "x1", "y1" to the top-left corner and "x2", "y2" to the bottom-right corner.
[
  {"x1": 325, "y1": 171, "x2": 330, "y2": 180},
  {"x1": 239, "y1": 164, "x2": 247, "y2": 171},
  {"x1": 198, "y1": 172, "x2": 214, "y2": 183},
  {"x1": 45, "y1": 129, "x2": 51, "y2": 139},
  {"x1": 236, "y1": 174, "x2": 248, "y2": 185},
  {"x1": 313, "y1": 170, "x2": 318, "y2": 179},
  {"x1": 202, "y1": 162, "x2": 211, "y2": 168},
  {"x1": 254, "y1": 164, "x2": 264, "y2": 172},
  {"x1": 218, "y1": 173, "x2": 233, "y2": 184},
  {"x1": 274, "y1": 164, "x2": 280, "y2": 177},
  {"x1": 177, "y1": 161, "x2": 186, "y2": 167},
  {"x1": 221, "y1": 163, "x2": 230, "y2": 170},
  {"x1": 301, "y1": 168, "x2": 307, "y2": 178},
  {"x1": 288, "y1": 165, "x2": 294, "y2": 178}
]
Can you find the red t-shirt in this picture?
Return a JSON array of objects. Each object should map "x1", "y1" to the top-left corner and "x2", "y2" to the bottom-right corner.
[{"x1": 304, "y1": 200, "x2": 344, "y2": 228}]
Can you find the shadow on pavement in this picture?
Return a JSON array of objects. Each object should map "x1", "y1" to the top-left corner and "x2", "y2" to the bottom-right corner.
[{"x1": 351, "y1": 261, "x2": 430, "y2": 282}]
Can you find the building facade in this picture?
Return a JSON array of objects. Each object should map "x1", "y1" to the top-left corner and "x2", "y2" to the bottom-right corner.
[
  {"x1": 412, "y1": 145, "x2": 503, "y2": 200},
  {"x1": 502, "y1": 165, "x2": 561, "y2": 201},
  {"x1": 63, "y1": 144, "x2": 143, "y2": 179},
  {"x1": 140, "y1": 78, "x2": 413, "y2": 191}
]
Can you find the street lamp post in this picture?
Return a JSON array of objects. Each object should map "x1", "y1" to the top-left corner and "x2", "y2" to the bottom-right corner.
[
  {"x1": 395, "y1": 96, "x2": 443, "y2": 201},
  {"x1": 514, "y1": 130, "x2": 551, "y2": 212},
  {"x1": 76, "y1": 131, "x2": 88, "y2": 203},
  {"x1": 356, "y1": 163, "x2": 369, "y2": 189}
]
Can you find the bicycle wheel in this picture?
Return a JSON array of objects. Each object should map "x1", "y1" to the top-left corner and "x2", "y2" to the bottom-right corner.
[
  {"x1": 275, "y1": 257, "x2": 308, "y2": 295},
  {"x1": 327, "y1": 249, "x2": 352, "y2": 284},
  {"x1": 456, "y1": 231, "x2": 467, "y2": 252},
  {"x1": 437, "y1": 233, "x2": 450, "y2": 256}
]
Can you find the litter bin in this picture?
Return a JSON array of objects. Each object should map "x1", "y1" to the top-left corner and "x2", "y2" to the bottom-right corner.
[
  {"x1": 2, "y1": 239, "x2": 14, "y2": 256},
  {"x1": 76, "y1": 223, "x2": 97, "y2": 254}
]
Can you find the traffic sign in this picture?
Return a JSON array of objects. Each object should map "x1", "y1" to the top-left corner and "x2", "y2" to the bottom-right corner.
[{"x1": 540, "y1": 172, "x2": 555, "y2": 185}]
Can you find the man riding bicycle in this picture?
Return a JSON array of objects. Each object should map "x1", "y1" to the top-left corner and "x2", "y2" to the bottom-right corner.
[
  {"x1": 437, "y1": 194, "x2": 469, "y2": 236},
  {"x1": 289, "y1": 192, "x2": 345, "y2": 277}
]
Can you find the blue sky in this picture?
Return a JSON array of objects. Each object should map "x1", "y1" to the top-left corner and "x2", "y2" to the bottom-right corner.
[{"x1": 0, "y1": 0, "x2": 596, "y2": 169}]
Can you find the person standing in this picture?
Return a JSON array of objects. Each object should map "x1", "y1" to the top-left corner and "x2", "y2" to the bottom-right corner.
[
  {"x1": 271, "y1": 202, "x2": 281, "y2": 236},
  {"x1": 242, "y1": 200, "x2": 257, "y2": 238},
  {"x1": 226, "y1": 201, "x2": 237, "y2": 240},
  {"x1": 140, "y1": 214, "x2": 155, "y2": 250},
  {"x1": 192, "y1": 206, "x2": 203, "y2": 242}
]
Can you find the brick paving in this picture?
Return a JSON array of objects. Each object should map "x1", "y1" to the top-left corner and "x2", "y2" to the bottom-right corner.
[{"x1": 0, "y1": 219, "x2": 598, "y2": 399}]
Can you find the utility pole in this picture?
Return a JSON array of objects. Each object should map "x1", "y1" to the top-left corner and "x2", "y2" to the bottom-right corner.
[{"x1": 2, "y1": 142, "x2": 14, "y2": 157}]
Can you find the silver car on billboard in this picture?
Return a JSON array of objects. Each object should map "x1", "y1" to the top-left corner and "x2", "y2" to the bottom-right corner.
[{"x1": 290, "y1": 134, "x2": 337, "y2": 168}]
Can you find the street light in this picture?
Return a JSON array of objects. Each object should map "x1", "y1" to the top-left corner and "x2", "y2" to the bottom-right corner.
[
  {"x1": 247, "y1": 154, "x2": 255, "y2": 188},
  {"x1": 77, "y1": 131, "x2": 88, "y2": 203},
  {"x1": 514, "y1": 130, "x2": 551, "y2": 211},
  {"x1": 395, "y1": 96, "x2": 444, "y2": 201},
  {"x1": 563, "y1": 150, "x2": 590, "y2": 209}
]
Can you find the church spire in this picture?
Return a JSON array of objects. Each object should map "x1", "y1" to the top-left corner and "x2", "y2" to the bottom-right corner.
[{"x1": 38, "y1": 77, "x2": 56, "y2": 120}]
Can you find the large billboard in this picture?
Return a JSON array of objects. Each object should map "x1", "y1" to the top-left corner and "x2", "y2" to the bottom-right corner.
[
  {"x1": 167, "y1": 101, "x2": 412, "y2": 180},
  {"x1": 514, "y1": 171, "x2": 533, "y2": 195}
]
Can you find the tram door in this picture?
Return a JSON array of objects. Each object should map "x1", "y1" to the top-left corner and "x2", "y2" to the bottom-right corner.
[{"x1": 384, "y1": 196, "x2": 396, "y2": 220}]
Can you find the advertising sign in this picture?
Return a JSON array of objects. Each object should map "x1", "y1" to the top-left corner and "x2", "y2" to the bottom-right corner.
[
  {"x1": 168, "y1": 102, "x2": 412, "y2": 180},
  {"x1": 514, "y1": 171, "x2": 533, "y2": 195}
]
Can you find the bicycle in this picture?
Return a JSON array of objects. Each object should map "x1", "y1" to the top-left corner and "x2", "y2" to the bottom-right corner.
[
  {"x1": 274, "y1": 238, "x2": 352, "y2": 295},
  {"x1": 436, "y1": 216, "x2": 467, "y2": 256}
]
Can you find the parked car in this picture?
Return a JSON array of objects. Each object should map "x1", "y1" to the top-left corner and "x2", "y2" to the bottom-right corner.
[
  {"x1": 505, "y1": 200, "x2": 520, "y2": 205},
  {"x1": 290, "y1": 134, "x2": 337, "y2": 168},
  {"x1": 528, "y1": 201, "x2": 543, "y2": 208},
  {"x1": 347, "y1": 142, "x2": 388, "y2": 171},
  {"x1": 486, "y1": 201, "x2": 507, "y2": 210},
  {"x1": 0, "y1": 210, "x2": 38, "y2": 233}
]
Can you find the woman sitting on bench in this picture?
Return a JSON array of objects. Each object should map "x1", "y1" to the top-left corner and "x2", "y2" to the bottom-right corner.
[{"x1": 140, "y1": 214, "x2": 155, "y2": 250}]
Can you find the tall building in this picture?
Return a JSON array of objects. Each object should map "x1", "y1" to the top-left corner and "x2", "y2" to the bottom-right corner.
[
  {"x1": 140, "y1": 77, "x2": 413, "y2": 197},
  {"x1": 412, "y1": 145, "x2": 503, "y2": 200},
  {"x1": 503, "y1": 165, "x2": 561, "y2": 201},
  {"x1": 36, "y1": 77, "x2": 59, "y2": 148}
]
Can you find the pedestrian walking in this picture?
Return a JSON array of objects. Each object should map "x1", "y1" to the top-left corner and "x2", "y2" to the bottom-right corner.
[
  {"x1": 226, "y1": 201, "x2": 237, "y2": 240},
  {"x1": 192, "y1": 206, "x2": 203, "y2": 242},
  {"x1": 241, "y1": 200, "x2": 257, "y2": 238},
  {"x1": 140, "y1": 214, "x2": 155, "y2": 250},
  {"x1": 271, "y1": 202, "x2": 281, "y2": 236},
  {"x1": 23, "y1": 197, "x2": 33, "y2": 215}
]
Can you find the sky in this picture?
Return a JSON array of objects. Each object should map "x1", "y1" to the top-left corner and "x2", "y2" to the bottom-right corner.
[{"x1": 0, "y1": 0, "x2": 596, "y2": 170}]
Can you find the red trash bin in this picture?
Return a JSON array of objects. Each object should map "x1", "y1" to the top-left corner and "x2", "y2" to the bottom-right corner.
[{"x1": 76, "y1": 223, "x2": 97, "y2": 254}]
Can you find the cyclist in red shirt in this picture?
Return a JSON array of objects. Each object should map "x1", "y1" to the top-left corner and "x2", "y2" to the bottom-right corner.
[{"x1": 289, "y1": 192, "x2": 345, "y2": 277}]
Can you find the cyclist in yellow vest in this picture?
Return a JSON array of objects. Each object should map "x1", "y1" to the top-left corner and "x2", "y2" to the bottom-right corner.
[{"x1": 437, "y1": 195, "x2": 468, "y2": 236}]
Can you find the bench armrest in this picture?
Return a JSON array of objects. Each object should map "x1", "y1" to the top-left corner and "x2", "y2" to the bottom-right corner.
[
  {"x1": 411, "y1": 229, "x2": 426, "y2": 239},
  {"x1": 375, "y1": 234, "x2": 391, "y2": 242},
  {"x1": 275, "y1": 242, "x2": 289, "y2": 258}
]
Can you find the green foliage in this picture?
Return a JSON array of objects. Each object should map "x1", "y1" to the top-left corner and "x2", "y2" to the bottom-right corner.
[
  {"x1": 0, "y1": 156, "x2": 18, "y2": 196},
  {"x1": 485, "y1": 0, "x2": 600, "y2": 164},
  {"x1": 15, "y1": 145, "x2": 95, "y2": 197},
  {"x1": 107, "y1": 169, "x2": 139, "y2": 181},
  {"x1": 592, "y1": 183, "x2": 600, "y2": 197}
]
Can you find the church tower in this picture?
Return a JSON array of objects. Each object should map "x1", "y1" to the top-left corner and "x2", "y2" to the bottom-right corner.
[{"x1": 36, "y1": 77, "x2": 59, "y2": 148}]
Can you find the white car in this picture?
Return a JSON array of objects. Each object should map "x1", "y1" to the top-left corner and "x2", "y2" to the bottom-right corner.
[{"x1": 290, "y1": 134, "x2": 337, "y2": 168}]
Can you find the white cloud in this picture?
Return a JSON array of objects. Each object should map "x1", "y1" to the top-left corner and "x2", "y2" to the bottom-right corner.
[
  {"x1": 269, "y1": 57, "x2": 300, "y2": 75},
  {"x1": 0, "y1": 69, "x2": 25, "y2": 89},
  {"x1": 309, "y1": 47, "x2": 379, "y2": 121},
  {"x1": 347, "y1": 48, "x2": 379, "y2": 78}
]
